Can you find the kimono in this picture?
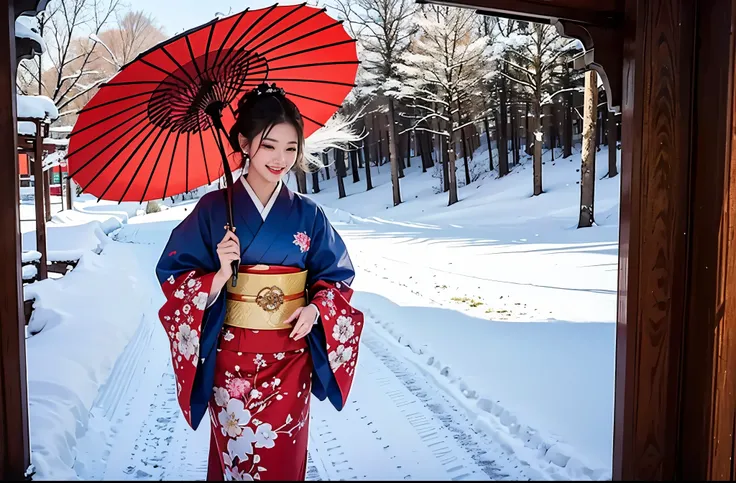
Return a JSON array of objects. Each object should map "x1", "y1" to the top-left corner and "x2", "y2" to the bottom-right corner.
[{"x1": 155, "y1": 177, "x2": 364, "y2": 481}]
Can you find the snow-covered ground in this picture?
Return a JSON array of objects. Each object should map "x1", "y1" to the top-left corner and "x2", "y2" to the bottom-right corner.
[
  {"x1": 23, "y1": 141, "x2": 619, "y2": 481},
  {"x1": 301, "y1": 144, "x2": 619, "y2": 479}
]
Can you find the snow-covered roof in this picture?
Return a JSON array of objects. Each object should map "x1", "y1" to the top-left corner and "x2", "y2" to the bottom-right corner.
[
  {"x1": 17, "y1": 94, "x2": 59, "y2": 121},
  {"x1": 43, "y1": 138, "x2": 70, "y2": 146},
  {"x1": 50, "y1": 125, "x2": 74, "y2": 133},
  {"x1": 15, "y1": 18, "x2": 45, "y2": 54},
  {"x1": 18, "y1": 121, "x2": 36, "y2": 136}
]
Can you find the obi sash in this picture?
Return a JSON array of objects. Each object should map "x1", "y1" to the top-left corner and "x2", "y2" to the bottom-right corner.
[{"x1": 224, "y1": 265, "x2": 308, "y2": 330}]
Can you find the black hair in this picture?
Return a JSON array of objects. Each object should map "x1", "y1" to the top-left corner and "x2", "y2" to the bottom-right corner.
[{"x1": 228, "y1": 83, "x2": 307, "y2": 172}]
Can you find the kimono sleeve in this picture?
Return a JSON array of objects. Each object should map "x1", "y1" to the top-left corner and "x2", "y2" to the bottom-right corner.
[
  {"x1": 304, "y1": 206, "x2": 364, "y2": 411},
  {"x1": 155, "y1": 195, "x2": 228, "y2": 430}
]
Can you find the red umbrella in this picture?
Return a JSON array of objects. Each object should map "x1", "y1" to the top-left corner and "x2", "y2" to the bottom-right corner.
[{"x1": 66, "y1": 3, "x2": 358, "y2": 204}]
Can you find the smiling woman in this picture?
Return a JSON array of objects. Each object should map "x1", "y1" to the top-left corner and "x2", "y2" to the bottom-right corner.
[{"x1": 155, "y1": 83, "x2": 365, "y2": 482}]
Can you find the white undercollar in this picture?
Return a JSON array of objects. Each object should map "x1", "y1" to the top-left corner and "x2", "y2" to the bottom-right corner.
[{"x1": 241, "y1": 177, "x2": 282, "y2": 221}]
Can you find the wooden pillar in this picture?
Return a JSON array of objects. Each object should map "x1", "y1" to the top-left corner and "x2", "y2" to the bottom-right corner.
[
  {"x1": 0, "y1": 2, "x2": 31, "y2": 479},
  {"x1": 43, "y1": 167, "x2": 51, "y2": 221},
  {"x1": 614, "y1": 0, "x2": 736, "y2": 479},
  {"x1": 65, "y1": 175, "x2": 72, "y2": 210},
  {"x1": 30, "y1": 120, "x2": 47, "y2": 280}
]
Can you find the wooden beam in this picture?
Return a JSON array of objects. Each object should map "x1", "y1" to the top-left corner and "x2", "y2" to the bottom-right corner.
[
  {"x1": 415, "y1": 0, "x2": 624, "y2": 25},
  {"x1": 0, "y1": 1, "x2": 31, "y2": 480}
]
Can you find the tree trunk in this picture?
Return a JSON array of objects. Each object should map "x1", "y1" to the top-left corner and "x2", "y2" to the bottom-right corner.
[
  {"x1": 548, "y1": 104, "x2": 556, "y2": 161},
  {"x1": 525, "y1": 102, "x2": 533, "y2": 156},
  {"x1": 498, "y1": 82, "x2": 510, "y2": 175},
  {"x1": 387, "y1": 98, "x2": 402, "y2": 206},
  {"x1": 511, "y1": 106, "x2": 520, "y2": 165},
  {"x1": 533, "y1": 74, "x2": 543, "y2": 196},
  {"x1": 295, "y1": 169, "x2": 307, "y2": 194},
  {"x1": 483, "y1": 116, "x2": 494, "y2": 171},
  {"x1": 417, "y1": 130, "x2": 428, "y2": 173},
  {"x1": 460, "y1": 114, "x2": 471, "y2": 185},
  {"x1": 350, "y1": 149, "x2": 360, "y2": 182},
  {"x1": 405, "y1": 132, "x2": 411, "y2": 168},
  {"x1": 608, "y1": 111, "x2": 619, "y2": 178},
  {"x1": 422, "y1": 131, "x2": 433, "y2": 170},
  {"x1": 335, "y1": 150, "x2": 347, "y2": 199},
  {"x1": 578, "y1": 70, "x2": 598, "y2": 228},
  {"x1": 447, "y1": 119, "x2": 459, "y2": 206},
  {"x1": 394, "y1": 130, "x2": 405, "y2": 177},
  {"x1": 377, "y1": 126, "x2": 384, "y2": 165},
  {"x1": 311, "y1": 169, "x2": 320, "y2": 193},
  {"x1": 432, "y1": 102, "x2": 441, "y2": 163},
  {"x1": 564, "y1": 88, "x2": 573, "y2": 159},
  {"x1": 442, "y1": 135, "x2": 449, "y2": 192},
  {"x1": 361, "y1": 142, "x2": 373, "y2": 191}
]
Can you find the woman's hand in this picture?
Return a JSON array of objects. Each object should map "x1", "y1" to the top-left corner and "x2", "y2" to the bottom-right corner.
[
  {"x1": 286, "y1": 304, "x2": 319, "y2": 340},
  {"x1": 214, "y1": 229, "x2": 240, "y2": 290}
]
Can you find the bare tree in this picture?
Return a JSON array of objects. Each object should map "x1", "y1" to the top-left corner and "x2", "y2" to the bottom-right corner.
[
  {"x1": 491, "y1": 20, "x2": 577, "y2": 196},
  {"x1": 17, "y1": 1, "x2": 165, "y2": 126},
  {"x1": 96, "y1": 10, "x2": 166, "y2": 69},
  {"x1": 330, "y1": 0, "x2": 416, "y2": 207},
  {"x1": 398, "y1": 5, "x2": 491, "y2": 206}
]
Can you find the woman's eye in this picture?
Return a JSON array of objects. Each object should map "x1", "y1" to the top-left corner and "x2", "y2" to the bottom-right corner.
[
  {"x1": 262, "y1": 144, "x2": 274, "y2": 150},
  {"x1": 287, "y1": 147, "x2": 297, "y2": 152}
]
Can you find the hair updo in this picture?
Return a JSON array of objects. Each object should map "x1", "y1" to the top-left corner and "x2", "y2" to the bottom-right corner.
[{"x1": 228, "y1": 82, "x2": 307, "y2": 172}]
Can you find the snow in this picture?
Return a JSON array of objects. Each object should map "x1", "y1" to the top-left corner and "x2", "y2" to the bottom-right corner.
[
  {"x1": 294, "y1": 144, "x2": 619, "y2": 479},
  {"x1": 17, "y1": 95, "x2": 59, "y2": 121},
  {"x1": 23, "y1": 138, "x2": 619, "y2": 481},
  {"x1": 23, "y1": 264, "x2": 38, "y2": 280},
  {"x1": 42, "y1": 151, "x2": 66, "y2": 171},
  {"x1": 25, "y1": 236, "x2": 155, "y2": 479},
  {"x1": 23, "y1": 250, "x2": 42, "y2": 263},
  {"x1": 15, "y1": 17, "x2": 46, "y2": 53},
  {"x1": 18, "y1": 121, "x2": 37, "y2": 135}
]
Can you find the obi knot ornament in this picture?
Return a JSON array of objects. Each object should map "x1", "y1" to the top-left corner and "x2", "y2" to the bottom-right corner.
[
  {"x1": 66, "y1": 3, "x2": 358, "y2": 203},
  {"x1": 224, "y1": 266, "x2": 308, "y2": 330}
]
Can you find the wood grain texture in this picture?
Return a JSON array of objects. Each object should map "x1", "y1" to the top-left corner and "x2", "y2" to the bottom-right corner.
[
  {"x1": 613, "y1": 0, "x2": 695, "y2": 479},
  {"x1": 680, "y1": 0, "x2": 736, "y2": 478},
  {"x1": 0, "y1": 2, "x2": 31, "y2": 480}
]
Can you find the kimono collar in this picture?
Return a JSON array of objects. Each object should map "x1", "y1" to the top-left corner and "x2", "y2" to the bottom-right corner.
[{"x1": 241, "y1": 176, "x2": 282, "y2": 221}]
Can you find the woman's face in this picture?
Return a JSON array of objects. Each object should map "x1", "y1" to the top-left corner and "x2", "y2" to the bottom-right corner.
[{"x1": 240, "y1": 122, "x2": 299, "y2": 185}]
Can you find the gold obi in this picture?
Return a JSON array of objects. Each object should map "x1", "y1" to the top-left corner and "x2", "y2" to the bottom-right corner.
[{"x1": 223, "y1": 267, "x2": 308, "y2": 330}]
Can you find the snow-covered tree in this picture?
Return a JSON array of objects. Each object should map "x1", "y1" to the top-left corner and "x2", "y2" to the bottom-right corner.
[
  {"x1": 17, "y1": 2, "x2": 166, "y2": 126},
  {"x1": 490, "y1": 20, "x2": 578, "y2": 196},
  {"x1": 330, "y1": 0, "x2": 416, "y2": 207},
  {"x1": 397, "y1": 5, "x2": 491, "y2": 206}
]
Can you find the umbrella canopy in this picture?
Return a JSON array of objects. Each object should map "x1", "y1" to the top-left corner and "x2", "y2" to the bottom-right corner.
[{"x1": 67, "y1": 3, "x2": 358, "y2": 203}]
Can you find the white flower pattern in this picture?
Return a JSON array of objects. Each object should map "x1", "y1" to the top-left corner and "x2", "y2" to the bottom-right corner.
[
  {"x1": 332, "y1": 316, "x2": 355, "y2": 343},
  {"x1": 162, "y1": 271, "x2": 363, "y2": 481},
  {"x1": 218, "y1": 399, "x2": 252, "y2": 438},
  {"x1": 176, "y1": 324, "x2": 199, "y2": 360}
]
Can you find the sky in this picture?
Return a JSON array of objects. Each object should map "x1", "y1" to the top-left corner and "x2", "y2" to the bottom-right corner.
[{"x1": 123, "y1": 0, "x2": 331, "y2": 36}]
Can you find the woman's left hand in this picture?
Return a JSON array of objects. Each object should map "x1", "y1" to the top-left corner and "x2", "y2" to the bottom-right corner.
[{"x1": 286, "y1": 304, "x2": 319, "y2": 340}]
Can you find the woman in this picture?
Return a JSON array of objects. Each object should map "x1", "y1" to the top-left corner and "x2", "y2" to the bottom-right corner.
[{"x1": 155, "y1": 83, "x2": 363, "y2": 481}]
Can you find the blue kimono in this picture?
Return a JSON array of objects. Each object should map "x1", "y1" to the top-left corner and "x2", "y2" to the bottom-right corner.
[{"x1": 155, "y1": 179, "x2": 364, "y2": 433}]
